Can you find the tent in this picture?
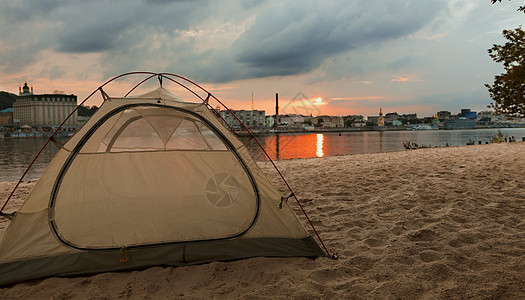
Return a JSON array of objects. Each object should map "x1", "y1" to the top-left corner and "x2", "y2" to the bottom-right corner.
[{"x1": 0, "y1": 83, "x2": 325, "y2": 285}]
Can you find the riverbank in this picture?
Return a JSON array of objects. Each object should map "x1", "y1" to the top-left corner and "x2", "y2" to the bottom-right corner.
[
  {"x1": 1, "y1": 142, "x2": 525, "y2": 298},
  {"x1": 235, "y1": 124, "x2": 525, "y2": 136}
]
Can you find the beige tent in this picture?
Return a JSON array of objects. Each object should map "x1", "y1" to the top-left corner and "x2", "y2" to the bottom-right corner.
[{"x1": 0, "y1": 87, "x2": 324, "y2": 285}]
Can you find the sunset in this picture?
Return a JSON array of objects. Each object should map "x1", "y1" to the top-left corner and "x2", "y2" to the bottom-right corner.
[
  {"x1": 1, "y1": 1, "x2": 525, "y2": 298},
  {"x1": 0, "y1": 1, "x2": 523, "y2": 117}
]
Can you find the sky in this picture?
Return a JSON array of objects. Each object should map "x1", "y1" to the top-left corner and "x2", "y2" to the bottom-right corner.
[{"x1": 0, "y1": 0, "x2": 523, "y2": 117}]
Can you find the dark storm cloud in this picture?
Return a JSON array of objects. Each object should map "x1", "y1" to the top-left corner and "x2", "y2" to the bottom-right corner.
[
  {"x1": 0, "y1": 0, "x2": 65, "y2": 23},
  {"x1": 54, "y1": 0, "x2": 210, "y2": 53},
  {"x1": 56, "y1": 21, "x2": 129, "y2": 53},
  {"x1": 225, "y1": 0, "x2": 448, "y2": 81},
  {"x1": 0, "y1": 0, "x2": 448, "y2": 82}
]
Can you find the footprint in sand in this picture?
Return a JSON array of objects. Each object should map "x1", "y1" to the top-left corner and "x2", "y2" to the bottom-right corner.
[
  {"x1": 419, "y1": 250, "x2": 442, "y2": 263},
  {"x1": 408, "y1": 229, "x2": 437, "y2": 242},
  {"x1": 364, "y1": 238, "x2": 387, "y2": 255},
  {"x1": 364, "y1": 238, "x2": 386, "y2": 247}
]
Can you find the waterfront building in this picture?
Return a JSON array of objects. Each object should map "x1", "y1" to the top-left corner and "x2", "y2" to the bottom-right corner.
[
  {"x1": 367, "y1": 115, "x2": 379, "y2": 125},
  {"x1": 437, "y1": 111, "x2": 451, "y2": 121},
  {"x1": 265, "y1": 115, "x2": 275, "y2": 128},
  {"x1": 0, "y1": 108, "x2": 13, "y2": 125},
  {"x1": 313, "y1": 115, "x2": 344, "y2": 128},
  {"x1": 444, "y1": 118, "x2": 477, "y2": 129},
  {"x1": 478, "y1": 111, "x2": 509, "y2": 123},
  {"x1": 392, "y1": 120, "x2": 402, "y2": 126},
  {"x1": 378, "y1": 108, "x2": 384, "y2": 127},
  {"x1": 399, "y1": 113, "x2": 418, "y2": 121},
  {"x1": 279, "y1": 114, "x2": 310, "y2": 128},
  {"x1": 459, "y1": 109, "x2": 477, "y2": 120},
  {"x1": 343, "y1": 115, "x2": 366, "y2": 127},
  {"x1": 384, "y1": 112, "x2": 399, "y2": 125},
  {"x1": 218, "y1": 109, "x2": 265, "y2": 130},
  {"x1": 13, "y1": 82, "x2": 78, "y2": 128},
  {"x1": 478, "y1": 111, "x2": 493, "y2": 122}
]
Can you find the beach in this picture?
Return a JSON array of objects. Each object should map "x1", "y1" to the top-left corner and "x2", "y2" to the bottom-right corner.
[{"x1": 1, "y1": 142, "x2": 524, "y2": 299}]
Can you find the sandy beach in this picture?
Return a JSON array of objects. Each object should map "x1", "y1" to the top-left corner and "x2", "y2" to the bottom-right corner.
[{"x1": 1, "y1": 142, "x2": 524, "y2": 299}]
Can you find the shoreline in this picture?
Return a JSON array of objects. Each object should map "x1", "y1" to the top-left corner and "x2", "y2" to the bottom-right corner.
[
  {"x1": 234, "y1": 124, "x2": 525, "y2": 136},
  {"x1": 1, "y1": 142, "x2": 525, "y2": 298}
]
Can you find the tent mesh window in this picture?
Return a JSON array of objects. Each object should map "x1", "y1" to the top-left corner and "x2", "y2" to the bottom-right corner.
[{"x1": 80, "y1": 107, "x2": 228, "y2": 153}]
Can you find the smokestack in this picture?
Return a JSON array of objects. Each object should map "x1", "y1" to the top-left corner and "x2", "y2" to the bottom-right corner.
[{"x1": 275, "y1": 93, "x2": 279, "y2": 128}]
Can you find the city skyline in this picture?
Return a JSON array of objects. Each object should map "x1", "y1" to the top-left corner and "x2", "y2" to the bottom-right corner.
[
  {"x1": 1, "y1": 80, "x2": 504, "y2": 119},
  {"x1": 0, "y1": 1, "x2": 522, "y2": 117}
]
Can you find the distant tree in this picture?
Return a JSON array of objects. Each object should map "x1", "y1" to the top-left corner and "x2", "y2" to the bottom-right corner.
[
  {"x1": 491, "y1": 0, "x2": 525, "y2": 13},
  {"x1": 0, "y1": 91, "x2": 17, "y2": 111},
  {"x1": 77, "y1": 105, "x2": 99, "y2": 117},
  {"x1": 485, "y1": 27, "x2": 525, "y2": 117}
]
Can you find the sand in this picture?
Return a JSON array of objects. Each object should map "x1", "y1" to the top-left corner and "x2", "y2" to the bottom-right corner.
[{"x1": 1, "y1": 142, "x2": 524, "y2": 299}]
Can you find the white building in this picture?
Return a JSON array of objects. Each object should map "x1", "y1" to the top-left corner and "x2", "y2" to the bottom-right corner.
[
  {"x1": 313, "y1": 116, "x2": 344, "y2": 128},
  {"x1": 279, "y1": 114, "x2": 309, "y2": 128},
  {"x1": 13, "y1": 82, "x2": 78, "y2": 128},
  {"x1": 265, "y1": 115, "x2": 275, "y2": 128},
  {"x1": 218, "y1": 109, "x2": 265, "y2": 130}
]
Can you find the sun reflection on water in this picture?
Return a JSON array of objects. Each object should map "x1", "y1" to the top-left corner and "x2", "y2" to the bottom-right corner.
[{"x1": 316, "y1": 133, "x2": 324, "y2": 157}]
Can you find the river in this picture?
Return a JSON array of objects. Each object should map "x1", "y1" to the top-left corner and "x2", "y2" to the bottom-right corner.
[{"x1": 1, "y1": 128, "x2": 524, "y2": 181}]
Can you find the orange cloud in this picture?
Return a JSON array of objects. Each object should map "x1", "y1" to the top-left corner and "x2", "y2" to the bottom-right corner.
[
  {"x1": 330, "y1": 96, "x2": 384, "y2": 101},
  {"x1": 391, "y1": 74, "x2": 425, "y2": 82}
]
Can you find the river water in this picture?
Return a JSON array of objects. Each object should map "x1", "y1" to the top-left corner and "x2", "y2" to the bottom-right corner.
[{"x1": 1, "y1": 128, "x2": 524, "y2": 181}]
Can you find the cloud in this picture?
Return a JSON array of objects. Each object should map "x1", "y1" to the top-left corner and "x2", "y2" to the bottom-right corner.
[
  {"x1": 331, "y1": 96, "x2": 384, "y2": 102},
  {"x1": 0, "y1": 0, "x2": 212, "y2": 72},
  {"x1": 54, "y1": 0, "x2": 210, "y2": 53},
  {"x1": 0, "y1": 0, "x2": 450, "y2": 84},
  {"x1": 391, "y1": 74, "x2": 425, "y2": 82},
  {"x1": 0, "y1": 0, "x2": 64, "y2": 23},
  {"x1": 217, "y1": 0, "x2": 447, "y2": 82}
]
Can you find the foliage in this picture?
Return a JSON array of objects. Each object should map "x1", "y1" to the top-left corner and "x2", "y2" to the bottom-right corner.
[
  {"x1": 403, "y1": 141, "x2": 431, "y2": 150},
  {"x1": 490, "y1": 130, "x2": 506, "y2": 143},
  {"x1": 77, "y1": 105, "x2": 99, "y2": 117},
  {"x1": 403, "y1": 141, "x2": 417, "y2": 150},
  {"x1": 491, "y1": 0, "x2": 525, "y2": 13},
  {"x1": 485, "y1": 27, "x2": 525, "y2": 117},
  {"x1": 0, "y1": 91, "x2": 17, "y2": 111}
]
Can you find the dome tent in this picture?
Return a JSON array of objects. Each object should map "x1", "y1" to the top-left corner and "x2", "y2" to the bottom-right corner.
[{"x1": 0, "y1": 73, "x2": 326, "y2": 285}]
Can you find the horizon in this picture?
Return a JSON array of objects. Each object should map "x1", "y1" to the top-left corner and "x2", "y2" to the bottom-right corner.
[
  {"x1": 0, "y1": 1, "x2": 522, "y2": 118},
  {"x1": 2, "y1": 83, "x2": 496, "y2": 119}
]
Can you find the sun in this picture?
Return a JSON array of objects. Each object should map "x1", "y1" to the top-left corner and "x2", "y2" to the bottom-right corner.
[{"x1": 314, "y1": 97, "x2": 323, "y2": 103}]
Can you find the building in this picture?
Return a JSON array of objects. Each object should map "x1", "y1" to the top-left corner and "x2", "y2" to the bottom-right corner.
[
  {"x1": 218, "y1": 109, "x2": 265, "y2": 130},
  {"x1": 477, "y1": 110, "x2": 508, "y2": 123},
  {"x1": 265, "y1": 115, "x2": 275, "y2": 128},
  {"x1": 312, "y1": 115, "x2": 344, "y2": 128},
  {"x1": 343, "y1": 115, "x2": 366, "y2": 127},
  {"x1": 378, "y1": 108, "x2": 384, "y2": 127},
  {"x1": 477, "y1": 111, "x2": 493, "y2": 121},
  {"x1": 13, "y1": 82, "x2": 78, "y2": 128},
  {"x1": 444, "y1": 118, "x2": 476, "y2": 129},
  {"x1": 279, "y1": 114, "x2": 309, "y2": 128},
  {"x1": 367, "y1": 116, "x2": 379, "y2": 125},
  {"x1": 399, "y1": 113, "x2": 418, "y2": 121},
  {"x1": 0, "y1": 108, "x2": 13, "y2": 125},
  {"x1": 458, "y1": 109, "x2": 477, "y2": 120},
  {"x1": 384, "y1": 112, "x2": 399, "y2": 125},
  {"x1": 437, "y1": 111, "x2": 451, "y2": 121}
]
